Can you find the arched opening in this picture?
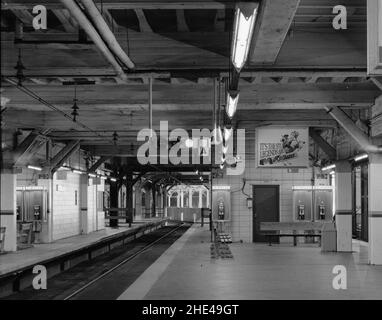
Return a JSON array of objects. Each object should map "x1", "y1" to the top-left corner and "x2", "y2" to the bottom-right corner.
[
  {"x1": 192, "y1": 190, "x2": 199, "y2": 208},
  {"x1": 170, "y1": 192, "x2": 178, "y2": 207}
]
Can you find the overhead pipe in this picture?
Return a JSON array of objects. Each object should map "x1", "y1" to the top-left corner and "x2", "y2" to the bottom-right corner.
[
  {"x1": 59, "y1": 0, "x2": 127, "y2": 81},
  {"x1": 325, "y1": 106, "x2": 382, "y2": 153},
  {"x1": 79, "y1": 0, "x2": 135, "y2": 70}
]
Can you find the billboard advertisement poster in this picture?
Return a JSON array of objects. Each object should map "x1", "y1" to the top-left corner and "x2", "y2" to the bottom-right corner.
[{"x1": 256, "y1": 127, "x2": 309, "y2": 168}]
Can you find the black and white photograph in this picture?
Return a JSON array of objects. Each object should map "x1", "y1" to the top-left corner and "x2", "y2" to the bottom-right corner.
[{"x1": 0, "y1": 0, "x2": 382, "y2": 312}]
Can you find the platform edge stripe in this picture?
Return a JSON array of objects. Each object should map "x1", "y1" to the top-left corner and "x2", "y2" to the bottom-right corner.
[{"x1": 117, "y1": 225, "x2": 196, "y2": 300}]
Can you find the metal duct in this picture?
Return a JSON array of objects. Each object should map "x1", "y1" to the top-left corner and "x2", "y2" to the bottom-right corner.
[
  {"x1": 325, "y1": 106, "x2": 382, "y2": 153},
  {"x1": 59, "y1": 0, "x2": 127, "y2": 80},
  {"x1": 80, "y1": 0, "x2": 135, "y2": 70}
]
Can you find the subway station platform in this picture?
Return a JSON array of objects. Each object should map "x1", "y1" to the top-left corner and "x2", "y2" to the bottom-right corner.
[
  {"x1": 0, "y1": 219, "x2": 165, "y2": 279},
  {"x1": 118, "y1": 225, "x2": 382, "y2": 300}
]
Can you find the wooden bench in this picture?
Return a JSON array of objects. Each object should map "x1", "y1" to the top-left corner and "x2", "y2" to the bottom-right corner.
[{"x1": 260, "y1": 222, "x2": 326, "y2": 246}]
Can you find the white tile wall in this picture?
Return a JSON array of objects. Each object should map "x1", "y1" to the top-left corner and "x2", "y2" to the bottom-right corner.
[
  {"x1": 52, "y1": 172, "x2": 81, "y2": 240},
  {"x1": 215, "y1": 131, "x2": 312, "y2": 243}
]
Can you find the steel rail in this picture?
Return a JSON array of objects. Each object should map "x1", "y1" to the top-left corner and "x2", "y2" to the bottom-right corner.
[{"x1": 63, "y1": 223, "x2": 185, "y2": 300}]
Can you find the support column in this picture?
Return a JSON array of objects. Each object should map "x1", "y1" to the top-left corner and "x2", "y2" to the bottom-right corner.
[
  {"x1": 0, "y1": 172, "x2": 17, "y2": 252},
  {"x1": 180, "y1": 191, "x2": 184, "y2": 207},
  {"x1": 164, "y1": 193, "x2": 168, "y2": 217},
  {"x1": 335, "y1": 160, "x2": 353, "y2": 252},
  {"x1": 189, "y1": 189, "x2": 192, "y2": 208},
  {"x1": 125, "y1": 172, "x2": 133, "y2": 227},
  {"x1": 144, "y1": 189, "x2": 150, "y2": 218},
  {"x1": 109, "y1": 180, "x2": 119, "y2": 228},
  {"x1": 368, "y1": 154, "x2": 382, "y2": 265},
  {"x1": 135, "y1": 186, "x2": 142, "y2": 219},
  {"x1": 199, "y1": 190, "x2": 203, "y2": 208},
  {"x1": 79, "y1": 175, "x2": 89, "y2": 234},
  {"x1": 152, "y1": 184, "x2": 156, "y2": 217}
]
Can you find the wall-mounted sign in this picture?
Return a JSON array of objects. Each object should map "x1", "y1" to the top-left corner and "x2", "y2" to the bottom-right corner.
[
  {"x1": 367, "y1": 0, "x2": 382, "y2": 75},
  {"x1": 256, "y1": 127, "x2": 309, "y2": 167}
]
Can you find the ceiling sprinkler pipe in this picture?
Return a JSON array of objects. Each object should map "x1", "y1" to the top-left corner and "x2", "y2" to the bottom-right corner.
[
  {"x1": 80, "y1": 0, "x2": 135, "y2": 70},
  {"x1": 60, "y1": 0, "x2": 127, "y2": 81}
]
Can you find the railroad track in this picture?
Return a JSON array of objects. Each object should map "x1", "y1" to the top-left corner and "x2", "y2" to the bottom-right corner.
[
  {"x1": 4, "y1": 223, "x2": 189, "y2": 300},
  {"x1": 63, "y1": 223, "x2": 187, "y2": 300}
]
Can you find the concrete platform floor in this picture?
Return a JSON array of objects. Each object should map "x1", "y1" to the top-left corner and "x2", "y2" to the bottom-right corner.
[
  {"x1": 0, "y1": 219, "x2": 162, "y2": 277},
  {"x1": 119, "y1": 225, "x2": 382, "y2": 300}
]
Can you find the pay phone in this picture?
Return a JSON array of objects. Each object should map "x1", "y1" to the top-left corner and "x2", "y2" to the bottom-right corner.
[
  {"x1": 318, "y1": 203, "x2": 326, "y2": 220},
  {"x1": 293, "y1": 189, "x2": 312, "y2": 221},
  {"x1": 34, "y1": 205, "x2": 42, "y2": 220},
  {"x1": 297, "y1": 204, "x2": 305, "y2": 220},
  {"x1": 16, "y1": 205, "x2": 21, "y2": 221},
  {"x1": 218, "y1": 200, "x2": 225, "y2": 220}
]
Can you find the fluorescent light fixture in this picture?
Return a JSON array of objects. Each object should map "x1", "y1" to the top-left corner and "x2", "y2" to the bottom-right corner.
[
  {"x1": 322, "y1": 164, "x2": 336, "y2": 171},
  {"x1": 293, "y1": 185, "x2": 334, "y2": 191},
  {"x1": 110, "y1": 177, "x2": 117, "y2": 182},
  {"x1": 354, "y1": 153, "x2": 368, "y2": 162},
  {"x1": 329, "y1": 171, "x2": 335, "y2": 175},
  {"x1": 73, "y1": 169, "x2": 84, "y2": 175},
  {"x1": 212, "y1": 185, "x2": 231, "y2": 190},
  {"x1": 226, "y1": 91, "x2": 239, "y2": 118},
  {"x1": 224, "y1": 127, "x2": 233, "y2": 141},
  {"x1": 27, "y1": 165, "x2": 42, "y2": 171},
  {"x1": 88, "y1": 173, "x2": 97, "y2": 178},
  {"x1": 231, "y1": 2, "x2": 258, "y2": 72},
  {"x1": 58, "y1": 166, "x2": 71, "y2": 171},
  {"x1": 292, "y1": 186, "x2": 313, "y2": 191},
  {"x1": 100, "y1": 175, "x2": 107, "y2": 180}
]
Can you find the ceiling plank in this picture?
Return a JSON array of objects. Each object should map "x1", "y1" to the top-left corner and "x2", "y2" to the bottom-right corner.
[{"x1": 249, "y1": 0, "x2": 301, "y2": 65}]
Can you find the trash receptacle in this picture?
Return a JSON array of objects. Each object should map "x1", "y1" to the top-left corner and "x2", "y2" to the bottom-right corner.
[{"x1": 321, "y1": 222, "x2": 337, "y2": 252}]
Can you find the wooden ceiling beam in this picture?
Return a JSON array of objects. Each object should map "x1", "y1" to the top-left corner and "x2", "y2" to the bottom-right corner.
[
  {"x1": 52, "y1": 9, "x2": 78, "y2": 33},
  {"x1": 11, "y1": 9, "x2": 34, "y2": 25},
  {"x1": 214, "y1": 9, "x2": 226, "y2": 32},
  {"x1": 176, "y1": 9, "x2": 189, "y2": 32},
  {"x1": 134, "y1": 9, "x2": 152, "y2": 32},
  {"x1": 2, "y1": 1, "x2": 234, "y2": 10},
  {"x1": 309, "y1": 128, "x2": 336, "y2": 160},
  {"x1": 249, "y1": 0, "x2": 301, "y2": 65}
]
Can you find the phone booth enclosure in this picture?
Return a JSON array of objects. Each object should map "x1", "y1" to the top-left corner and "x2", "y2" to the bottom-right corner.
[
  {"x1": 212, "y1": 190, "x2": 231, "y2": 221},
  {"x1": 293, "y1": 190, "x2": 313, "y2": 221},
  {"x1": 314, "y1": 190, "x2": 333, "y2": 221}
]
